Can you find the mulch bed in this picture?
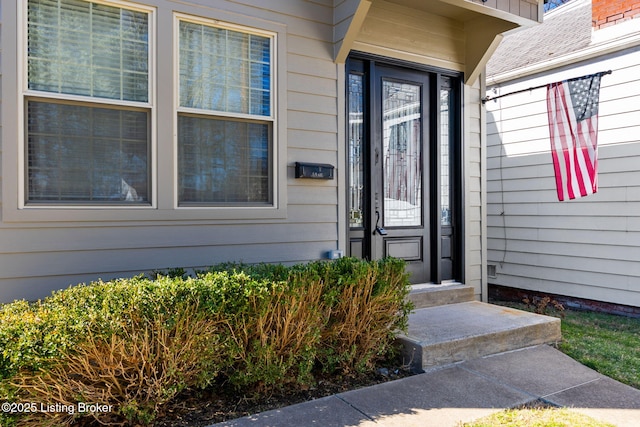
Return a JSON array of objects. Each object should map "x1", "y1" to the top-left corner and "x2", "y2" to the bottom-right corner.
[{"x1": 153, "y1": 363, "x2": 415, "y2": 426}]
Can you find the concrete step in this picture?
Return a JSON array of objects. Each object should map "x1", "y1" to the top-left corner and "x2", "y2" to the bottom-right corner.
[
  {"x1": 408, "y1": 283, "x2": 475, "y2": 309},
  {"x1": 397, "y1": 301, "x2": 562, "y2": 372}
]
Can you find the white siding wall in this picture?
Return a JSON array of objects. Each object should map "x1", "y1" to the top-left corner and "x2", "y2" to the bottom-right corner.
[
  {"x1": 467, "y1": 78, "x2": 487, "y2": 299},
  {"x1": 0, "y1": 0, "x2": 341, "y2": 302},
  {"x1": 487, "y1": 48, "x2": 640, "y2": 307}
]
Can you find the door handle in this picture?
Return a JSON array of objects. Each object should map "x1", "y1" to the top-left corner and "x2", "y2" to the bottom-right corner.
[{"x1": 373, "y1": 210, "x2": 387, "y2": 235}]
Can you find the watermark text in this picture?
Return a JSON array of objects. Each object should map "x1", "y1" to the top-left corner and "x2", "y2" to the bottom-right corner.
[{"x1": 2, "y1": 401, "x2": 113, "y2": 415}]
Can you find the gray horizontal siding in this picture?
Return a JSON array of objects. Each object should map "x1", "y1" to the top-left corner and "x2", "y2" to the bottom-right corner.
[
  {"x1": 0, "y1": 221, "x2": 338, "y2": 255},
  {"x1": 0, "y1": 241, "x2": 338, "y2": 302},
  {"x1": 1, "y1": 240, "x2": 339, "y2": 280},
  {"x1": 1, "y1": 0, "x2": 489, "y2": 303},
  {"x1": 487, "y1": 50, "x2": 640, "y2": 307},
  {"x1": 0, "y1": 0, "x2": 341, "y2": 302},
  {"x1": 0, "y1": 3, "x2": 3, "y2": 218}
]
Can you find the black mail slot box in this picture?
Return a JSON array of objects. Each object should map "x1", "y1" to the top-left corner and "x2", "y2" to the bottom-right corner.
[{"x1": 295, "y1": 162, "x2": 334, "y2": 179}]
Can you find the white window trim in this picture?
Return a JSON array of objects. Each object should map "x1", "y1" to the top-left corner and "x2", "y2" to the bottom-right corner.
[
  {"x1": 173, "y1": 13, "x2": 278, "y2": 209},
  {"x1": 18, "y1": 0, "x2": 158, "y2": 210},
  {"x1": 2, "y1": 0, "x2": 287, "y2": 223}
]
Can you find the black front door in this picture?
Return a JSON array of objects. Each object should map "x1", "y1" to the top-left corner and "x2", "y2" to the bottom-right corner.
[{"x1": 347, "y1": 56, "x2": 463, "y2": 284}]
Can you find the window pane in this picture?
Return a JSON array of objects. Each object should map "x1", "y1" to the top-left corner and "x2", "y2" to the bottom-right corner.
[
  {"x1": 348, "y1": 73, "x2": 365, "y2": 228},
  {"x1": 179, "y1": 21, "x2": 271, "y2": 116},
  {"x1": 27, "y1": 0, "x2": 149, "y2": 102},
  {"x1": 178, "y1": 115, "x2": 270, "y2": 204},
  {"x1": 382, "y1": 80, "x2": 422, "y2": 227},
  {"x1": 441, "y1": 83, "x2": 452, "y2": 226},
  {"x1": 27, "y1": 100, "x2": 150, "y2": 203}
]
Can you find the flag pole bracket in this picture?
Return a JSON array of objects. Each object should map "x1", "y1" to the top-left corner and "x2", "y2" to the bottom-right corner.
[{"x1": 482, "y1": 70, "x2": 612, "y2": 105}]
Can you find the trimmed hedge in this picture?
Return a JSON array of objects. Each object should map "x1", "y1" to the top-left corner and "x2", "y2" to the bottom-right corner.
[{"x1": 0, "y1": 257, "x2": 411, "y2": 426}]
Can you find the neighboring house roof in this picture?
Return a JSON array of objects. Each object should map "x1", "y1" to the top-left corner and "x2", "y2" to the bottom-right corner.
[{"x1": 486, "y1": 0, "x2": 592, "y2": 77}]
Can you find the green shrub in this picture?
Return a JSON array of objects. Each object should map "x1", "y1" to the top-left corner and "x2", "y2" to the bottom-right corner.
[
  {"x1": 0, "y1": 258, "x2": 411, "y2": 426},
  {"x1": 316, "y1": 257, "x2": 412, "y2": 373}
]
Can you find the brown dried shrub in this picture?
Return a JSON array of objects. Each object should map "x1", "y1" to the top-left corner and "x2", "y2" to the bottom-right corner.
[
  {"x1": 11, "y1": 303, "x2": 227, "y2": 426},
  {"x1": 1, "y1": 259, "x2": 412, "y2": 426}
]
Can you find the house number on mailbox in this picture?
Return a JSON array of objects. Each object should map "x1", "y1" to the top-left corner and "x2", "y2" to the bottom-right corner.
[{"x1": 295, "y1": 162, "x2": 335, "y2": 179}]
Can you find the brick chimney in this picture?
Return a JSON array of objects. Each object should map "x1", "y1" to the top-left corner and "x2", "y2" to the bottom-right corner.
[{"x1": 592, "y1": 0, "x2": 640, "y2": 29}]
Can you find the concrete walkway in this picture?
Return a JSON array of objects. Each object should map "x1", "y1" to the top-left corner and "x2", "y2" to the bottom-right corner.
[{"x1": 212, "y1": 345, "x2": 640, "y2": 427}]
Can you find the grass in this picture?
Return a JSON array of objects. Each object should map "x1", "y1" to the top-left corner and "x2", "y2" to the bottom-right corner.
[
  {"x1": 559, "y1": 309, "x2": 640, "y2": 389},
  {"x1": 466, "y1": 300, "x2": 640, "y2": 426},
  {"x1": 463, "y1": 407, "x2": 615, "y2": 427},
  {"x1": 492, "y1": 300, "x2": 640, "y2": 390}
]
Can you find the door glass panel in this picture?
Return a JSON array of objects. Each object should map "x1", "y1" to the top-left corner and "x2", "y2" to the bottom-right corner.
[
  {"x1": 348, "y1": 73, "x2": 365, "y2": 228},
  {"x1": 382, "y1": 80, "x2": 422, "y2": 226},
  {"x1": 440, "y1": 80, "x2": 452, "y2": 225}
]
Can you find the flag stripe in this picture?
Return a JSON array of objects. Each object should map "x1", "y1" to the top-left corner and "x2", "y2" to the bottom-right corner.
[
  {"x1": 546, "y1": 74, "x2": 601, "y2": 201},
  {"x1": 547, "y1": 84, "x2": 565, "y2": 200}
]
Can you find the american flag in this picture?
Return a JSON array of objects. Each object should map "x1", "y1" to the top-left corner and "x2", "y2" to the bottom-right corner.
[{"x1": 546, "y1": 73, "x2": 602, "y2": 201}]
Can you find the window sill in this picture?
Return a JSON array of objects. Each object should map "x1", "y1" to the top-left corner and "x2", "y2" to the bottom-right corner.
[{"x1": 2, "y1": 205, "x2": 287, "y2": 224}]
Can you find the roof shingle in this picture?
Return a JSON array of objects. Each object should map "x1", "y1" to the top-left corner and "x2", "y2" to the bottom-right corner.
[{"x1": 486, "y1": 0, "x2": 592, "y2": 77}]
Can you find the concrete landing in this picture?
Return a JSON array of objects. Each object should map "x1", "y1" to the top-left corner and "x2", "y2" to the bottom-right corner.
[{"x1": 398, "y1": 301, "x2": 561, "y2": 371}]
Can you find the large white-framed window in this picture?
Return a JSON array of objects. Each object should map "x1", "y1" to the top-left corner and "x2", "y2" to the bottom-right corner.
[
  {"x1": 22, "y1": 0, "x2": 155, "y2": 206},
  {"x1": 175, "y1": 14, "x2": 276, "y2": 207},
  {"x1": 4, "y1": 0, "x2": 286, "y2": 222}
]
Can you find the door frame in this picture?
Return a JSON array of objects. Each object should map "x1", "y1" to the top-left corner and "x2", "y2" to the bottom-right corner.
[{"x1": 345, "y1": 52, "x2": 465, "y2": 284}]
